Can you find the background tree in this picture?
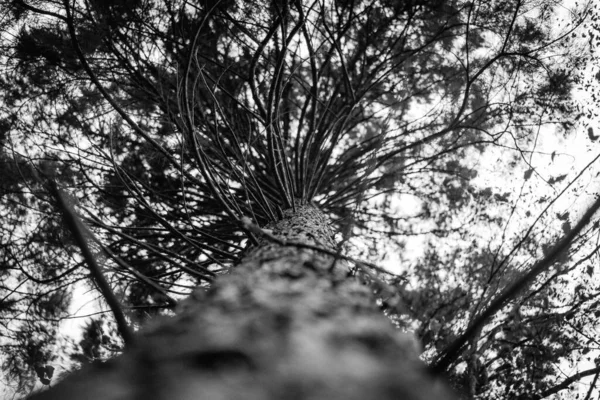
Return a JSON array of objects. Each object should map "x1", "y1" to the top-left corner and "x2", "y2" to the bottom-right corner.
[{"x1": 0, "y1": 0, "x2": 598, "y2": 398}]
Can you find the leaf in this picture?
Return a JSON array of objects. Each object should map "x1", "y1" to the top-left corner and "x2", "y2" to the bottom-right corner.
[
  {"x1": 494, "y1": 192, "x2": 510, "y2": 202},
  {"x1": 583, "y1": 347, "x2": 591, "y2": 355},
  {"x1": 34, "y1": 366, "x2": 45, "y2": 379},
  {"x1": 524, "y1": 168, "x2": 534, "y2": 180},
  {"x1": 548, "y1": 174, "x2": 567, "y2": 185},
  {"x1": 587, "y1": 265, "x2": 594, "y2": 277},
  {"x1": 557, "y1": 212, "x2": 569, "y2": 221},
  {"x1": 35, "y1": 364, "x2": 54, "y2": 384}
]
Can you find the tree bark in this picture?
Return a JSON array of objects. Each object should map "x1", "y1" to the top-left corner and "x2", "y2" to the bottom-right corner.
[{"x1": 27, "y1": 203, "x2": 456, "y2": 400}]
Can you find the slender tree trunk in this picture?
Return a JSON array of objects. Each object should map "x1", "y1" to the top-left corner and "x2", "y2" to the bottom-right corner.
[{"x1": 27, "y1": 203, "x2": 455, "y2": 400}]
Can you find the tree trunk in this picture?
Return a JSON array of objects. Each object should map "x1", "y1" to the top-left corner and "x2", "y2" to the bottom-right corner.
[{"x1": 27, "y1": 204, "x2": 456, "y2": 400}]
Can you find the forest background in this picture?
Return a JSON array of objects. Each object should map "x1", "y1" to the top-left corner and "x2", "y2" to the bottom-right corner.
[{"x1": 2, "y1": 0, "x2": 600, "y2": 398}]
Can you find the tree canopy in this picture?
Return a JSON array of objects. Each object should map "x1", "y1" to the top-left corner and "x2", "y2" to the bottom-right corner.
[{"x1": 0, "y1": 0, "x2": 599, "y2": 398}]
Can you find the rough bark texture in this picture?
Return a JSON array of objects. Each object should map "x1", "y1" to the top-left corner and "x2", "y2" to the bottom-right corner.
[{"x1": 27, "y1": 204, "x2": 456, "y2": 399}]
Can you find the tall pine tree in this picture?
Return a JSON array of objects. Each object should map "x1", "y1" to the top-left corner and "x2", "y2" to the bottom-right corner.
[{"x1": 0, "y1": 0, "x2": 596, "y2": 398}]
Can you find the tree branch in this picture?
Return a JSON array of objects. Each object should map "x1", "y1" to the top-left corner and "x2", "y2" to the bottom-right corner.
[
  {"x1": 533, "y1": 366, "x2": 600, "y2": 399},
  {"x1": 47, "y1": 181, "x2": 134, "y2": 345},
  {"x1": 432, "y1": 193, "x2": 600, "y2": 373}
]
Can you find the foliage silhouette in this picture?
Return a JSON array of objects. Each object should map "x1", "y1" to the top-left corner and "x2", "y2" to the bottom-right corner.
[{"x1": 0, "y1": 0, "x2": 598, "y2": 398}]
